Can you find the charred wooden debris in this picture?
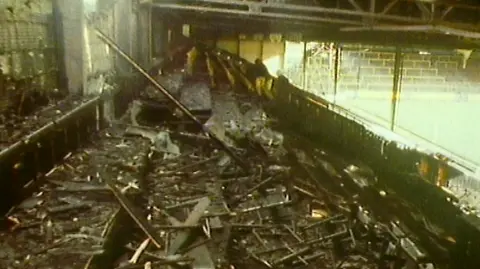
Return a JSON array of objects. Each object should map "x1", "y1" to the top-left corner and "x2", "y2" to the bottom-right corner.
[
  {"x1": 0, "y1": 84, "x2": 435, "y2": 269},
  {"x1": 0, "y1": 33, "x2": 436, "y2": 269}
]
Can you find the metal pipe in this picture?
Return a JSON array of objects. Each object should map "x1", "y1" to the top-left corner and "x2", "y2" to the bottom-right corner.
[{"x1": 92, "y1": 28, "x2": 250, "y2": 172}]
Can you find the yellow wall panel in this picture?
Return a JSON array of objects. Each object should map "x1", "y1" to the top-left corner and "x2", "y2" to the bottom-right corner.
[
  {"x1": 239, "y1": 40, "x2": 261, "y2": 63},
  {"x1": 216, "y1": 39, "x2": 238, "y2": 55}
]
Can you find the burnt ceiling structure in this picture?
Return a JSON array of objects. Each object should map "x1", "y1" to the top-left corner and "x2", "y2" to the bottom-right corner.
[{"x1": 141, "y1": 0, "x2": 480, "y2": 48}]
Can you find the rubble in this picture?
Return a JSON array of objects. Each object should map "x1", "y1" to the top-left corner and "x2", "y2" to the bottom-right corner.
[
  {"x1": 125, "y1": 127, "x2": 180, "y2": 159},
  {"x1": 1, "y1": 86, "x2": 422, "y2": 269},
  {"x1": 0, "y1": 31, "x2": 437, "y2": 269},
  {"x1": 179, "y1": 82, "x2": 212, "y2": 111},
  {"x1": 0, "y1": 128, "x2": 150, "y2": 269},
  {"x1": 143, "y1": 72, "x2": 184, "y2": 102}
]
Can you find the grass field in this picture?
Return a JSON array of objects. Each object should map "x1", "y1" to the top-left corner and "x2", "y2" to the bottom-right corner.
[{"x1": 331, "y1": 91, "x2": 480, "y2": 166}]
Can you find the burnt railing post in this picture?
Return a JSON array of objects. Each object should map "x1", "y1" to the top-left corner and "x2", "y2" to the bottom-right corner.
[{"x1": 390, "y1": 46, "x2": 403, "y2": 131}]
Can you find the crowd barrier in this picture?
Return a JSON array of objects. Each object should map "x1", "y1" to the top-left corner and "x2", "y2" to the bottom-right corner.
[{"x1": 0, "y1": 97, "x2": 105, "y2": 216}]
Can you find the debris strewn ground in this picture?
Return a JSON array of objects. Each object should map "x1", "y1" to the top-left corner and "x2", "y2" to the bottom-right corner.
[{"x1": 0, "y1": 69, "x2": 432, "y2": 269}]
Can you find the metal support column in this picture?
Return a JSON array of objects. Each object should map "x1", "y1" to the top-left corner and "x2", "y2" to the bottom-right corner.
[
  {"x1": 236, "y1": 35, "x2": 240, "y2": 57},
  {"x1": 52, "y1": 0, "x2": 68, "y2": 92},
  {"x1": 333, "y1": 44, "x2": 340, "y2": 105},
  {"x1": 137, "y1": 5, "x2": 152, "y2": 67},
  {"x1": 147, "y1": 6, "x2": 152, "y2": 63},
  {"x1": 390, "y1": 47, "x2": 403, "y2": 131},
  {"x1": 152, "y1": 18, "x2": 168, "y2": 59},
  {"x1": 302, "y1": 42, "x2": 307, "y2": 90},
  {"x1": 213, "y1": 34, "x2": 218, "y2": 50},
  {"x1": 260, "y1": 39, "x2": 264, "y2": 60}
]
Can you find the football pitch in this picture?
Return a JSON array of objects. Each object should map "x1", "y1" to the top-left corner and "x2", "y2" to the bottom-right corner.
[{"x1": 334, "y1": 92, "x2": 480, "y2": 166}]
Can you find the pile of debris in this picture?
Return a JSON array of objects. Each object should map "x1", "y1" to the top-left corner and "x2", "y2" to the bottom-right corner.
[
  {"x1": 0, "y1": 127, "x2": 151, "y2": 268},
  {"x1": 0, "y1": 86, "x2": 382, "y2": 269},
  {"x1": 127, "y1": 71, "x2": 212, "y2": 128},
  {"x1": 0, "y1": 29, "x2": 443, "y2": 269}
]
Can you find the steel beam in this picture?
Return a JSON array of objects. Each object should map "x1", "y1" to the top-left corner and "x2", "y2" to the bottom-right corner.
[
  {"x1": 145, "y1": 0, "x2": 480, "y2": 32},
  {"x1": 147, "y1": 0, "x2": 424, "y2": 24},
  {"x1": 348, "y1": 0, "x2": 364, "y2": 11},
  {"x1": 403, "y1": 0, "x2": 480, "y2": 11},
  {"x1": 156, "y1": 10, "x2": 339, "y2": 30},
  {"x1": 415, "y1": 1, "x2": 432, "y2": 21},
  {"x1": 380, "y1": 0, "x2": 399, "y2": 14},
  {"x1": 341, "y1": 24, "x2": 480, "y2": 39},
  {"x1": 149, "y1": 3, "x2": 361, "y2": 25},
  {"x1": 440, "y1": 6, "x2": 454, "y2": 19},
  {"x1": 188, "y1": 18, "x2": 480, "y2": 48}
]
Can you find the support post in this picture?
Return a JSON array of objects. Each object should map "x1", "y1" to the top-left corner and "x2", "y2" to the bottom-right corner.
[
  {"x1": 147, "y1": 6, "x2": 152, "y2": 63},
  {"x1": 302, "y1": 41, "x2": 307, "y2": 90},
  {"x1": 213, "y1": 34, "x2": 218, "y2": 49},
  {"x1": 52, "y1": 0, "x2": 68, "y2": 92},
  {"x1": 138, "y1": 4, "x2": 152, "y2": 67},
  {"x1": 260, "y1": 38, "x2": 264, "y2": 60},
  {"x1": 333, "y1": 43, "x2": 340, "y2": 105},
  {"x1": 390, "y1": 47, "x2": 403, "y2": 131},
  {"x1": 54, "y1": 0, "x2": 84, "y2": 95},
  {"x1": 236, "y1": 34, "x2": 240, "y2": 57}
]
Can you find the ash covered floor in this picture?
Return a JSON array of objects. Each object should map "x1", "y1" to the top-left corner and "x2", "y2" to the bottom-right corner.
[{"x1": 0, "y1": 85, "x2": 386, "y2": 269}]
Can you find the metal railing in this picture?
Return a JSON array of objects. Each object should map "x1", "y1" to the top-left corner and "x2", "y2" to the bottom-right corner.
[{"x1": 0, "y1": 96, "x2": 105, "y2": 216}]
